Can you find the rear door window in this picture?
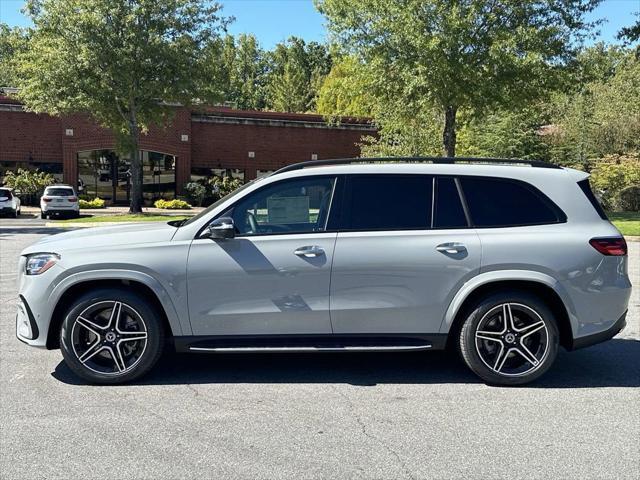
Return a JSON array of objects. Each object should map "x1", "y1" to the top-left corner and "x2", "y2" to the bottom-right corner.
[
  {"x1": 459, "y1": 176, "x2": 565, "y2": 227},
  {"x1": 434, "y1": 177, "x2": 468, "y2": 228},
  {"x1": 344, "y1": 175, "x2": 432, "y2": 230}
]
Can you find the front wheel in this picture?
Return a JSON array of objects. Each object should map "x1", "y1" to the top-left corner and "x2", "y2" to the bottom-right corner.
[
  {"x1": 60, "y1": 288, "x2": 164, "y2": 384},
  {"x1": 459, "y1": 291, "x2": 559, "y2": 386}
]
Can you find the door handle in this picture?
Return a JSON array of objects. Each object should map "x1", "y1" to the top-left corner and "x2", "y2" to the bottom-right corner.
[
  {"x1": 435, "y1": 242, "x2": 467, "y2": 254},
  {"x1": 294, "y1": 245, "x2": 325, "y2": 258}
]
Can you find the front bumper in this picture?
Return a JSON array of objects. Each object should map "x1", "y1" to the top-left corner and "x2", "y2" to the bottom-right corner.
[{"x1": 571, "y1": 311, "x2": 627, "y2": 350}]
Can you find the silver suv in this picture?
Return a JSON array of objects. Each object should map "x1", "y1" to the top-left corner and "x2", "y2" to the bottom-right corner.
[{"x1": 16, "y1": 158, "x2": 631, "y2": 385}]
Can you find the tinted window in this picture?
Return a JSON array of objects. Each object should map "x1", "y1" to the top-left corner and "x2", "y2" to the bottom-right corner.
[
  {"x1": 434, "y1": 177, "x2": 467, "y2": 228},
  {"x1": 460, "y1": 177, "x2": 563, "y2": 227},
  {"x1": 346, "y1": 175, "x2": 432, "y2": 230},
  {"x1": 45, "y1": 188, "x2": 75, "y2": 197},
  {"x1": 231, "y1": 176, "x2": 335, "y2": 236},
  {"x1": 578, "y1": 179, "x2": 608, "y2": 220},
  {"x1": 0, "y1": 189, "x2": 12, "y2": 199}
]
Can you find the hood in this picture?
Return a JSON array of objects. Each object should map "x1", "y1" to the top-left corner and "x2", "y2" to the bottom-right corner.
[{"x1": 21, "y1": 222, "x2": 178, "y2": 255}]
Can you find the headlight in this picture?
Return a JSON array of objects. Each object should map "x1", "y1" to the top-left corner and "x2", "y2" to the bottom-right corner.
[{"x1": 25, "y1": 253, "x2": 60, "y2": 275}]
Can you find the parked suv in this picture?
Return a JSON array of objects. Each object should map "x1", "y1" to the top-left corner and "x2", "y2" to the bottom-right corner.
[
  {"x1": 16, "y1": 158, "x2": 631, "y2": 385},
  {"x1": 40, "y1": 185, "x2": 80, "y2": 219},
  {"x1": 0, "y1": 187, "x2": 21, "y2": 217}
]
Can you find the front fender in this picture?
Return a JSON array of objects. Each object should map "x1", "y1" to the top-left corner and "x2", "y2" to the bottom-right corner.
[
  {"x1": 439, "y1": 269, "x2": 579, "y2": 335},
  {"x1": 49, "y1": 268, "x2": 188, "y2": 336}
]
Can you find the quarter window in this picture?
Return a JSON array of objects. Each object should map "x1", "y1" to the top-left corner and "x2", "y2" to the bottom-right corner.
[
  {"x1": 345, "y1": 175, "x2": 432, "y2": 230},
  {"x1": 459, "y1": 176, "x2": 563, "y2": 227},
  {"x1": 231, "y1": 176, "x2": 336, "y2": 236}
]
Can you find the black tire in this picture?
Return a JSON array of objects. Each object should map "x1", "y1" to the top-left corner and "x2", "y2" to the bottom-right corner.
[
  {"x1": 459, "y1": 291, "x2": 559, "y2": 386},
  {"x1": 40, "y1": 211, "x2": 47, "y2": 219},
  {"x1": 13, "y1": 209, "x2": 18, "y2": 218},
  {"x1": 60, "y1": 288, "x2": 164, "y2": 384}
]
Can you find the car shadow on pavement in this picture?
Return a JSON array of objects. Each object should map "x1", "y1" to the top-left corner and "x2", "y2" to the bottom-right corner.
[{"x1": 51, "y1": 338, "x2": 640, "y2": 388}]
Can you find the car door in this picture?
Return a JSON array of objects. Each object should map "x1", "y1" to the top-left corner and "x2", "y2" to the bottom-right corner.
[
  {"x1": 187, "y1": 175, "x2": 338, "y2": 336},
  {"x1": 330, "y1": 175, "x2": 481, "y2": 334}
]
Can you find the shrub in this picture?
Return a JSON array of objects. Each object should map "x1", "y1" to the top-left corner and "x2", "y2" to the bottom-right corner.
[
  {"x1": 154, "y1": 199, "x2": 191, "y2": 209},
  {"x1": 2, "y1": 168, "x2": 56, "y2": 205},
  {"x1": 589, "y1": 153, "x2": 640, "y2": 211},
  {"x1": 183, "y1": 182, "x2": 206, "y2": 207},
  {"x1": 79, "y1": 197, "x2": 105, "y2": 209},
  {"x1": 619, "y1": 185, "x2": 640, "y2": 211},
  {"x1": 210, "y1": 175, "x2": 244, "y2": 200}
]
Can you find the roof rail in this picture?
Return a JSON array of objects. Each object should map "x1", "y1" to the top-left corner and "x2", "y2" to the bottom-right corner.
[{"x1": 273, "y1": 156, "x2": 561, "y2": 175}]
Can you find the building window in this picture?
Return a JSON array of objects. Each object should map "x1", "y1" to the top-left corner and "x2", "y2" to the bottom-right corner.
[
  {"x1": 190, "y1": 167, "x2": 245, "y2": 183},
  {"x1": 77, "y1": 149, "x2": 176, "y2": 205}
]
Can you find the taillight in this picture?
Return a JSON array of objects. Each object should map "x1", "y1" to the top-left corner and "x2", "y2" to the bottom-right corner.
[
  {"x1": 68, "y1": 197, "x2": 78, "y2": 202},
  {"x1": 42, "y1": 197, "x2": 52, "y2": 203},
  {"x1": 589, "y1": 237, "x2": 627, "y2": 256}
]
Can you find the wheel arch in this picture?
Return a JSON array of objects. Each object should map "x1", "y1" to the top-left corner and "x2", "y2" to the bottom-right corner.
[
  {"x1": 443, "y1": 273, "x2": 576, "y2": 351},
  {"x1": 46, "y1": 273, "x2": 184, "y2": 349}
]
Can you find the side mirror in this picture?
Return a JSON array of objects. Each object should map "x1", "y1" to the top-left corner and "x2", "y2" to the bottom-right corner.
[{"x1": 204, "y1": 217, "x2": 235, "y2": 240}]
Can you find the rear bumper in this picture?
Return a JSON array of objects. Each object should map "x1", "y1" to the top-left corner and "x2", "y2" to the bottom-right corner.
[
  {"x1": 0, "y1": 206, "x2": 17, "y2": 214},
  {"x1": 571, "y1": 311, "x2": 627, "y2": 350}
]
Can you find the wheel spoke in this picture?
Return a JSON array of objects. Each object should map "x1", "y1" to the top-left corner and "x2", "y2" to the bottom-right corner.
[
  {"x1": 503, "y1": 303, "x2": 516, "y2": 331},
  {"x1": 518, "y1": 320, "x2": 545, "y2": 338},
  {"x1": 78, "y1": 341, "x2": 105, "y2": 364},
  {"x1": 76, "y1": 316, "x2": 105, "y2": 334},
  {"x1": 104, "y1": 345, "x2": 126, "y2": 372},
  {"x1": 106, "y1": 301, "x2": 122, "y2": 330},
  {"x1": 514, "y1": 344, "x2": 540, "y2": 367},
  {"x1": 493, "y1": 345, "x2": 509, "y2": 372},
  {"x1": 476, "y1": 330, "x2": 503, "y2": 342},
  {"x1": 118, "y1": 331, "x2": 147, "y2": 343}
]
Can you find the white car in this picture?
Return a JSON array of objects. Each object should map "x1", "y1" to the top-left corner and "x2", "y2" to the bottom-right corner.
[
  {"x1": 0, "y1": 187, "x2": 21, "y2": 218},
  {"x1": 40, "y1": 185, "x2": 80, "y2": 219}
]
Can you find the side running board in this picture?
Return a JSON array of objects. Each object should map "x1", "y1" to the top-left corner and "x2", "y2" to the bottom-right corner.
[{"x1": 188, "y1": 345, "x2": 432, "y2": 353}]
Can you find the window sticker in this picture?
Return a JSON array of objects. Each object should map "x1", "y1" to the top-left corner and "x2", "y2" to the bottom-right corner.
[{"x1": 267, "y1": 196, "x2": 310, "y2": 223}]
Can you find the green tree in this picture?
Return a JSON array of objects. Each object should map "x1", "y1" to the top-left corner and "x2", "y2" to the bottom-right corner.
[
  {"x1": 264, "y1": 37, "x2": 332, "y2": 112},
  {"x1": 0, "y1": 24, "x2": 28, "y2": 87},
  {"x1": 14, "y1": 0, "x2": 227, "y2": 212},
  {"x1": 316, "y1": 0, "x2": 600, "y2": 157},
  {"x1": 546, "y1": 50, "x2": 640, "y2": 166},
  {"x1": 316, "y1": 55, "x2": 375, "y2": 117}
]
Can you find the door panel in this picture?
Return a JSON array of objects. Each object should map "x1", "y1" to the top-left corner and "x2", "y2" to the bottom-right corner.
[
  {"x1": 330, "y1": 230, "x2": 481, "y2": 334},
  {"x1": 187, "y1": 233, "x2": 337, "y2": 335}
]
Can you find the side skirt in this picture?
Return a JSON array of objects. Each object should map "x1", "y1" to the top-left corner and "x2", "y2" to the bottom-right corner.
[{"x1": 173, "y1": 334, "x2": 448, "y2": 353}]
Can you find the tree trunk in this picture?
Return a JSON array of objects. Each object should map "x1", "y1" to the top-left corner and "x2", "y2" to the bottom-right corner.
[
  {"x1": 442, "y1": 105, "x2": 457, "y2": 157},
  {"x1": 128, "y1": 116, "x2": 143, "y2": 213}
]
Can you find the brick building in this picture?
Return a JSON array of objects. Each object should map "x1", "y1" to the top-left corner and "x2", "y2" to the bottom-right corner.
[{"x1": 0, "y1": 94, "x2": 374, "y2": 205}]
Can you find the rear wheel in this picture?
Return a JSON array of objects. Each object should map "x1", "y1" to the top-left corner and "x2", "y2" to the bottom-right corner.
[
  {"x1": 459, "y1": 291, "x2": 559, "y2": 386},
  {"x1": 60, "y1": 288, "x2": 164, "y2": 384},
  {"x1": 40, "y1": 211, "x2": 47, "y2": 219}
]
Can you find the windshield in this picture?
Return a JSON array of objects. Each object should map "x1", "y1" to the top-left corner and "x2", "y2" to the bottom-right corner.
[{"x1": 180, "y1": 179, "x2": 259, "y2": 227}]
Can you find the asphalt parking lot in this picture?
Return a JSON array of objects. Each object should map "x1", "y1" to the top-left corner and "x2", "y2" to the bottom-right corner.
[{"x1": 0, "y1": 222, "x2": 638, "y2": 479}]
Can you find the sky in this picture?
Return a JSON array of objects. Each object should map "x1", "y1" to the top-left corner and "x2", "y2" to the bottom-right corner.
[{"x1": 0, "y1": 0, "x2": 638, "y2": 49}]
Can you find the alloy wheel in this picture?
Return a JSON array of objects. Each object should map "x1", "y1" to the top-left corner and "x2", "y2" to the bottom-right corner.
[
  {"x1": 70, "y1": 300, "x2": 148, "y2": 376},
  {"x1": 474, "y1": 303, "x2": 549, "y2": 377}
]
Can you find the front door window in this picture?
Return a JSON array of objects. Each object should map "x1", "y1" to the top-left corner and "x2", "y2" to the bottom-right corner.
[{"x1": 230, "y1": 176, "x2": 336, "y2": 236}]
